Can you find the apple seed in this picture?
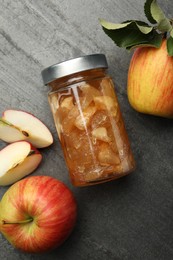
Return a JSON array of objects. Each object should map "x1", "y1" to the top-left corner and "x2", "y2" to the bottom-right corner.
[{"x1": 22, "y1": 131, "x2": 29, "y2": 137}]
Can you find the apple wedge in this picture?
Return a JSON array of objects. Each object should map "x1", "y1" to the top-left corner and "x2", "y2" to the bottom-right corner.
[
  {"x1": 0, "y1": 110, "x2": 53, "y2": 148},
  {"x1": 0, "y1": 141, "x2": 42, "y2": 186}
]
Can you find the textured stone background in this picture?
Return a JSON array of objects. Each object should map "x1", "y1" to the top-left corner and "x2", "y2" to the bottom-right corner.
[{"x1": 0, "y1": 0, "x2": 173, "y2": 259}]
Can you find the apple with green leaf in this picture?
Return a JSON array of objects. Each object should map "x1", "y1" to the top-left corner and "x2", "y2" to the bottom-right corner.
[
  {"x1": 0, "y1": 141, "x2": 42, "y2": 186},
  {"x1": 0, "y1": 176, "x2": 77, "y2": 253},
  {"x1": 100, "y1": 0, "x2": 173, "y2": 118},
  {"x1": 0, "y1": 109, "x2": 53, "y2": 148}
]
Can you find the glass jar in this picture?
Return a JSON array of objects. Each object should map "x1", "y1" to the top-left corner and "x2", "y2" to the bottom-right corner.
[{"x1": 41, "y1": 54, "x2": 135, "y2": 186}]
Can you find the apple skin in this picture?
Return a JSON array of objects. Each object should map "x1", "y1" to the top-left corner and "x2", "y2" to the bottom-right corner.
[
  {"x1": 0, "y1": 176, "x2": 77, "y2": 253},
  {"x1": 127, "y1": 39, "x2": 173, "y2": 118}
]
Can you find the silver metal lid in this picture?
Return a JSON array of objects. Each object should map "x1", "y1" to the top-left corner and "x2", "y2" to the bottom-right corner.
[{"x1": 41, "y1": 54, "x2": 108, "y2": 85}]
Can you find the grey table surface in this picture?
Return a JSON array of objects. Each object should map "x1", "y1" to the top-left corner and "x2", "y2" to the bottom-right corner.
[{"x1": 0, "y1": 0, "x2": 173, "y2": 259}]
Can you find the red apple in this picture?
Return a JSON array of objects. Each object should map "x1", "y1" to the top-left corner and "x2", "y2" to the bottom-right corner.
[
  {"x1": 0, "y1": 176, "x2": 77, "y2": 253},
  {"x1": 127, "y1": 39, "x2": 173, "y2": 118}
]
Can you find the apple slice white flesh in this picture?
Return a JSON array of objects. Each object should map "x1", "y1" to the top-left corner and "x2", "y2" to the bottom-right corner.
[
  {"x1": 0, "y1": 141, "x2": 42, "y2": 186},
  {"x1": 0, "y1": 118, "x2": 25, "y2": 142},
  {"x1": 0, "y1": 110, "x2": 53, "y2": 148}
]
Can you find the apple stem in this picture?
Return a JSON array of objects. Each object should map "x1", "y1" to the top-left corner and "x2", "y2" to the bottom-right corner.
[
  {"x1": 2, "y1": 218, "x2": 33, "y2": 225},
  {"x1": 163, "y1": 32, "x2": 167, "y2": 39}
]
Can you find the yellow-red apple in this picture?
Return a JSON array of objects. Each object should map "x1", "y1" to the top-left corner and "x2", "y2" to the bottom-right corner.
[
  {"x1": 0, "y1": 176, "x2": 77, "y2": 253},
  {"x1": 127, "y1": 39, "x2": 173, "y2": 118}
]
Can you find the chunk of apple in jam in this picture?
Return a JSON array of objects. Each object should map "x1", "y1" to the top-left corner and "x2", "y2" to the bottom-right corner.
[
  {"x1": 92, "y1": 127, "x2": 110, "y2": 143},
  {"x1": 61, "y1": 106, "x2": 80, "y2": 134},
  {"x1": 80, "y1": 84, "x2": 101, "y2": 109},
  {"x1": 74, "y1": 105, "x2": 96, "y2": 130},
  {"x1": 61, "y1": 97, "x2": 74, "y2": 110},
  {"x1": 94, "y1": 96, "x2": 118, "y2": 116},
  {"x1": 98, "y1": 143, "x2": 120, "y2": 166},
  {"x1": 90, "y1": 110, "x2": 110, "y2": 129},
  {"x1": 81, "y1": 84, "x2": 101, "y2": 97},
  {"x1": 100, "y1": 78, "x2": 117, "y2": 98}
]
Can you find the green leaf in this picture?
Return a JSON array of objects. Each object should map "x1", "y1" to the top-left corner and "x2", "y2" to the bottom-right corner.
[
  {"x1": 150, "y1": 0, "x2": 172, "y2": 31},
  {"x1": 170, "y1": 29, "x2": 173, "y2": 38},
  {"x1": 99, "y1": 19, "x2": 131, "y2": 30},
  {"x1": 144, "y1": 0, "x2": 172, "y2": 32},
  {"x1": 100, "y1": 19, "x2": 162, "y2": 49},
  {"x1": 136, "y1": 23, "x2": 153, "y2": 34},
  {"x1": 157, "y1": 19, "x2": 172, "y2": 32},
  {"x1": 144, "y1": 0, "x2": 157, "y2": 24},
  {"x1": 100, "y1": 19, "x2": 153, "y2": 34},
  {"x1": 126, "y1": 31, "x2": 162, "y2": 50},
  {"x1": 167, "y1": 36, "x2": 173, "y2": 56}
]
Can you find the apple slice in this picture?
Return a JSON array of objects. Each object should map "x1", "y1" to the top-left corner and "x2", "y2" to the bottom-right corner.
[
  {"x1": 0, "y1": 141, "x2": 42, "y2": 186},
  {"x1": 0, "y1": 110, "x2": 53, "y2": 148},
  {"x1": 0, "y1": 118, "x2": 25, "y2": 141}
]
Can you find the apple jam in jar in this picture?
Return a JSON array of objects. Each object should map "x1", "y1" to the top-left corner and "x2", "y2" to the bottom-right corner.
[{"x1": 41, "y1": 54, "x2": 135, "y2": 186}]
